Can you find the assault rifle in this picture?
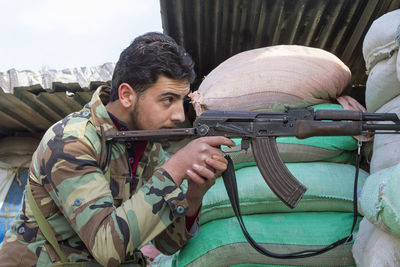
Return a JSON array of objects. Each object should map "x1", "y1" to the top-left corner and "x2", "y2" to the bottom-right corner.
[
  {"x1": 104, "y1": 107, "x2": 400, "y2": 208},
  {"x1": 104, "y1": 107, "x2": 400, "y2": 259}
]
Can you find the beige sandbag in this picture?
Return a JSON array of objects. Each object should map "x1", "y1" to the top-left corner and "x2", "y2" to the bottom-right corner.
[
  {"x1": 370, "y1": 94, "x2": 400, "y2": 173},
  {"x1": 365, "y1": 50, "x2": 400, "y2": 113},
  {"x1": 190, "y1": 45, "x2": 351, "y2": 115},
  {"x1": 353, "y1": 218, "x2": 400, "y2": 267},
  {"x1": 362, "y1": 9, "x2": 400, "y2": 73}
]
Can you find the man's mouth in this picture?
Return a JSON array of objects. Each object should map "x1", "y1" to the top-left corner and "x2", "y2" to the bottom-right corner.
[{"x1": 161, "y1": 126, "x2": 175, "y2": 129}]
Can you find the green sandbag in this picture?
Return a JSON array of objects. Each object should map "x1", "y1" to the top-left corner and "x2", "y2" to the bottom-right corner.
[
  {"x1": 359, "y1": 162, "x2": 400, "y2": 236},
  {"x1": 231, "y1": 264, "x2": 355, "y2": 267},
  {"x1": 222, "y1": 103, "x2": 357, "y2": 169},
  {"x1": 200, "y1": 162, "x2": 368, "y2": 225},
  {"x1": 176, "y1": 212, "x2": 360, "y2": 267}
]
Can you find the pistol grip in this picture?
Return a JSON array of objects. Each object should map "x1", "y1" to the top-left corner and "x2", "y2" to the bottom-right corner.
[{"x1": 251, "y1": 137, "x2": 307, "y2": 209}]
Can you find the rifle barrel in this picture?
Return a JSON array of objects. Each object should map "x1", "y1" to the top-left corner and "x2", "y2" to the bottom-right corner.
[
  {"x1": 104, "y1": 128, "x2": 196, "y2": 141},
  {"x1": 363, "y1": 124, "x2": 400, "y2": 131}
]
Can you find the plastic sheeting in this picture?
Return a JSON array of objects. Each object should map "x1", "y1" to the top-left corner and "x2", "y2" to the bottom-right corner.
[
  {"x1": 0, "y1": 164, "x2": 27, "y2": 243},
  {"x1": 0, "y1": 162, "x2": 16, "y2": 211}
]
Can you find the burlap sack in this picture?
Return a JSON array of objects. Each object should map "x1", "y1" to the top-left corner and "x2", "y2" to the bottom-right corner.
[
  {"x1": 190, "y1": 45, "x2": 351, "y2": 115},
  {"x1": 362, "y1": 9, "x2": 400, "y2": 73},
  {"x1": 370, "y1": 94, "x2": 400, "y2": 173}
]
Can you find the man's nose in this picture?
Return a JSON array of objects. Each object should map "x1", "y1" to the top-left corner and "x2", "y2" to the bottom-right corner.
[{"x1": 170, "y1": 103, "x2": 185, "y2": 123}]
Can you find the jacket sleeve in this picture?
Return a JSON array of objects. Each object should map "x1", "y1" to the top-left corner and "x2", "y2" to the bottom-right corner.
[
  {"x1": 150, "y1": 146, "x2": 199, "y2": 255},
  {"x1": 37, "y1": 126, "x2": 190, "y2": 266}
]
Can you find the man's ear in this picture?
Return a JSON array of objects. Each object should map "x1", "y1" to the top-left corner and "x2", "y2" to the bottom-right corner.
[{"x1": 118, "y1": 83, "x2": 137, "y2": 108}]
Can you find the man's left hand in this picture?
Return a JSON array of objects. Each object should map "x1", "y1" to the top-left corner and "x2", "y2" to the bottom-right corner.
[{"x1": 185, "y1": 155, "x2": 228, "y2": 216}]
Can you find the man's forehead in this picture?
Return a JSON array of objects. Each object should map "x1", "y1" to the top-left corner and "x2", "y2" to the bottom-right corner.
[{"x1": 151, "y1": 76, "x2": 190, "y2": 96}]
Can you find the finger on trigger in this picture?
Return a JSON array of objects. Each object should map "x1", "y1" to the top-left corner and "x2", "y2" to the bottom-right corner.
[
  {"x1": 203, "y1": 136, "x2": 235, "y2": 147},
  {"x1": 206, "y1": 157, "x2": 227, "y2": 171},
  {"x1": 212, "y1": 154, "x2": 227, "y2": 161}
]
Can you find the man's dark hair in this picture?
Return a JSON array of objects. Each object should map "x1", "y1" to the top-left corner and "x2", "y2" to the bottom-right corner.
[{"x1": 110, "y1": 32, "x2": 196, "y2": 101}]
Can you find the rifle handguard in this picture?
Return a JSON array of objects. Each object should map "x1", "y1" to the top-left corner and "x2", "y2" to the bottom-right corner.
[
  {"x1": 251, "y1": 137, "x2": 307, "y2": 208},
  {"x1": 295, "y1": 121, "x2": 363, "y2": 139}
]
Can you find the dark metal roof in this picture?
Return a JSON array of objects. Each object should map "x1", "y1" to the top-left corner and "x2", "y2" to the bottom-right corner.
[
  {"x1": 0, "y1": 82, "x2": 107, "y2": 137},
  {"x1": 160, "y1": 0, "x2": 400, "y2": 89}
]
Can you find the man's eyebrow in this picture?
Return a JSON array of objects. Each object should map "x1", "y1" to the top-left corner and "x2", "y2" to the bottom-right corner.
[{"x1": 159, "y1": 92, "x2": 186, "y2": 99}]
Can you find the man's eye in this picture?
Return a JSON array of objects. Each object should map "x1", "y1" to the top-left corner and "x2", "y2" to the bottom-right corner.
[{"x1": 162, "y1": 97, "x2": 173, "y2": 104}]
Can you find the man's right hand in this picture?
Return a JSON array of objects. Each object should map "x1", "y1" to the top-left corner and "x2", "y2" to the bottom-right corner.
[{"x1": 161, "y1": 136, "x2": 235, "y2": 186}]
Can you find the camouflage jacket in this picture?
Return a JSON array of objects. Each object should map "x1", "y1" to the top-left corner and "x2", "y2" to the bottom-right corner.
[{"x1": 0, "y1": 86, "x2": 196, "y2": 267}]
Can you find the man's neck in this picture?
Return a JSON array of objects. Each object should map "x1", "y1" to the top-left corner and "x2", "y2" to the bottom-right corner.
[{"x1": 106, "y1": 101, "x2": 131, "y2": 129}]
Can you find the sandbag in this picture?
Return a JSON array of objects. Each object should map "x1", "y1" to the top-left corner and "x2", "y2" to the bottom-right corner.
[
  {"x1": 190, "y1": 45, "x2": 351, "y2": 115},
  {"x1": 352, "y1": 218, "x2": 400, "y2": 267},
  {"x1": 175, "y1": 212, "x2": 359, "y2": 267},
  {"x1": 200, "y1": 162, "x2": 368, "y2": 225},
  {"x1": 230, "y1": 265, "x2": 354, "y2": 267},
  {"x1": 359, "y1": 162, "x2": 400, "y2": 236},
  {"x1": 222, "y1": 103, "x2": 357, "y2": 168},
  {"x1": 370, "y1": 94, "x2": 400, "y2": 173},
  {"x1": 365, "y1": 50, "x2": 400, "y2": 113},
  {"x1": 224, "y1": 135, "x2": 356, "y2": 169},
  {"x1": 362, "y1": 9, "x2": 400, "y2": 73}
]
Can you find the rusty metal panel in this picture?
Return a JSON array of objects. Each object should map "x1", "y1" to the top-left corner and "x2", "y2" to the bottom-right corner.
[{"x1": 160, "y1": 0, "x2": 400, "y2": 88}]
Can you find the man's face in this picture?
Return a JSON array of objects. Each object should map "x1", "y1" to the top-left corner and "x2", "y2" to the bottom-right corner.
[{"x1": 130, "y1": 75, "x2": 190, "y2": 130}]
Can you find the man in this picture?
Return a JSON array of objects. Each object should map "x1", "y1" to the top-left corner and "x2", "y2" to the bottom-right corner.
[{"x1": 0, "y1": 32, "x2": 234, "y2": 266}]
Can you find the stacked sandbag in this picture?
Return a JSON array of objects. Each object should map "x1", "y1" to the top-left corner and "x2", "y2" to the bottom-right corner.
[
  {"x1": 353, "y1": 10, "x2": 400, "y2": 266},
  {"x1": 177, "y1": 213, "x2": 357, "y2": 267},
  {"x1": 190, "y1": 45, "x2": 350, "y2": 115},
  {"x1": 353, "y1": 218, "x2": 400, "y2": 267},
  {"x1": 369, "y1": 94, "x2": 400, "y2": 173},
  {"x1": 172, "y1": 162, "x2": 365, "y2": 266},
  {"x1": 0, "y1": 136, "x2": 39, "y2": 242},
  {"x1": 163, "y1": 46, "x2": 364, "y2": 267},
  {"x1": 358, "y1": 163, "x2": 400, "y2": 236},
  {"x1": 363, "y1": 9, "x2": 400, "y2": 113},
  {"x1": 199, "y1": 162, "x2": 367, "y2": 225}
]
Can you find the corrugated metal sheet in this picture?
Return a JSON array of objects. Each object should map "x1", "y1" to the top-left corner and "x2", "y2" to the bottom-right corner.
[
  {"x1": 160, "y1": 0, "x2": 400, "y2": 89},
  {"x1": 0, "y1": 81, "x2": 110, "y2": 137},
  {"x1": 0, "y1": 64, "x2": 114, "y2": 137}
]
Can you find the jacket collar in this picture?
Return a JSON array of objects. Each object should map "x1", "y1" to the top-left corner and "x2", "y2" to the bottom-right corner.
[{"x1": 88, "y1": 85, "x2": 119, "y2": 137}]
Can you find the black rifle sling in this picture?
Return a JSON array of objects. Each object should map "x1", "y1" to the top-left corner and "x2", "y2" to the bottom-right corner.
[{"x1": 221, "y1": 152, "x2": 360, "y2": 259}]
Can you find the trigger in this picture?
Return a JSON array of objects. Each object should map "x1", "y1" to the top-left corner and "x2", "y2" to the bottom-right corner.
[{"x1": 241, "y1": 138, "x2": 250, "y2": 151}]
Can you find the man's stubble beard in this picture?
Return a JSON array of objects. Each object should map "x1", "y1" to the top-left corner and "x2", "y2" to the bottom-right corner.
[{"x1": 129, "y1": 100, "x2": 142, "y2": 130}]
